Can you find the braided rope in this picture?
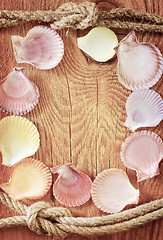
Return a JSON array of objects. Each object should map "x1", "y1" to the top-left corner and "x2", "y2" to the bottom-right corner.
[
  {"x1": 0, "y1": 192, "x2": 163, "y2": 238},
  {"x1": 0, "y1": 2, "x2": 162, "y2": 32}
]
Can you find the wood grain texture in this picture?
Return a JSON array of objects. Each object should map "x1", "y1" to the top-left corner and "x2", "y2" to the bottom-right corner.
[{"x1": 0, "y1": 0, "x2": 162, "y2": 240}]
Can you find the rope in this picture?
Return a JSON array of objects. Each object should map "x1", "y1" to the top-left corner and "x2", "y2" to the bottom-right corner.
[
  {"x1": 0, "y1": 2, "x2": 163, "y2": 32},
  {"x1": 0, "y1": 192, "x2": 163, "y2": 238}
]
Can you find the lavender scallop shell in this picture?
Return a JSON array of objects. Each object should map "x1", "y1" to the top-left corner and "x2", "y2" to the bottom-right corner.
[
  {"x1": 120, "y1": 131, "x2": 163, "y2": 181},
  {"x1": 125, "y1": 89, "x2": 163, "y2": 131},
  {"x1": 115, "y1": 31, "x2": 163, "y2": 90},
  {"x1": 12, "y1": 26, "x2": 64, "y2": 70},
  {"x1": 0, "y1": 67, "x2": 39, "y2": 115}
]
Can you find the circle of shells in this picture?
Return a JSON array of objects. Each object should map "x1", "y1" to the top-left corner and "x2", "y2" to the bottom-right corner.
[{"x1": 0, "y1": 26, "x2": 163, "y2": 214}]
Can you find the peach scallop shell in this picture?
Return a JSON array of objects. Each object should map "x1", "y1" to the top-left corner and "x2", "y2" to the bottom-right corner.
[
  {"x1": 91, "y1": 168, "x2": 139, "y2": 214},
  {"x1": 0, "y1": 158, "x2": 52, "y2": 200},
  {"x1": 0, "y1": 116, "x2": 40, "y2": 166},
  {"x1": 120, "y1": 131, "x2": 163, "y2": 182},
  {"x1": 50, "y1": 163, "x2": 92, "y2": 207},
  {"x1": 114, "y1": 30, "x2": 163, "y2": 90},
  {"x1": 12, "y1": 26, "x2": 64, "y2": 69},
  {"x1": 0, "y1": 67, "x2": 39, "y2": 115},
  {"x1": 125, "y1": 89, "x2": 163, "y2": 131}
]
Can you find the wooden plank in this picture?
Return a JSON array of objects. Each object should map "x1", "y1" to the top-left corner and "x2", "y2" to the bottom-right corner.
[{"x1": 0, "y1": 0, "x2": 162, "y2": 240}]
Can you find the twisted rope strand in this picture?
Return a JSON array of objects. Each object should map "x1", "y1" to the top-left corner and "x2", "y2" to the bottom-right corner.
[
  {"x1": 0, "y1": 2, "x2": 162, "y2": 32},
  {"x1": 99, "y1": 8, "x2": 163, "y2": 24},
  {"x1": 0, "y1": 191, "x2": 27, "y2": 215},
  {"x1": 0, "y1": 2, "x2": 98, "y2": 29},
  {"x1": 95, "y1": 19, "x2": 163, "y2": 33},
  {"x1": 0, "y1": 192, "x2": 163, "y2": 238},
  {"x1": 58, "y1": 198, "x2": 163, "y2": 226},
  {"x1": 1, "y1": 5, "x2": 162, "y2": 24},
  {"x1": 57, "y1": 208, "x2": 163, "y2": 236},
  {"x1": 1, "y1": 18, "x2": 162, "y2": 33},
  {"x1": 0, "y1": 216, "x2": 27, "y2": 228}
]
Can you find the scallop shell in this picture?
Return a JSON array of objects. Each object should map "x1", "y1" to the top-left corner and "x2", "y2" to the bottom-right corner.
[
  {"x1": 50, "y1": 163, "x2": 92, "y2": 207},
  {"x1": 91, "y1": 168, "x2": 139, "y2": 214},
  {"x1": 0, "y1": 67, "x2": 39, "y2": 115},
  {"x1": 12, "y1": 26, "x2": 64, "y2": 70},
  {"x1": 120, "y1": 131, "x2": 163, "y2": 181},
  {"x1": 125, "y1": 89, "x2": 163, "y2": 131},
  {"x1": 115, "y1": 30, "x2": 163, "y2": 90},
  {"x1": 77, "y1": 27, "x2": 118, "y2": 62},
  {"x1": 0, "y1": 158, "x2": 52, "y2": 200},
  {"x1": 0, "y1": 116, "x2": 40, "y2": 166}
]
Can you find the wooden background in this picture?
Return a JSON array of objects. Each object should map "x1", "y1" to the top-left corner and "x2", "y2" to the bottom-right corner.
[{"x1": 0, "y1": 0, "x2": 163, "y2": 239}]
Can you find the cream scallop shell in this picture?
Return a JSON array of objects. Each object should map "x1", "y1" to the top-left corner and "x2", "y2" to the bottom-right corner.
[
  {"x1": 77, "y1": 27, "x2": 118, "y2": 62},
  {"x1": 51, "y1": 163, "x2": 92, "y2": 207},
  {"x1": 125, "y1": 89, "x2": 163, "y2": 131},
  {"x1": 120, "y1": 131, "x2": 163, "y2": 181},
  {"x1": 0, "y1": 116, "x2": 40, "y2": 166},
  {"x1": 115, "y1": 31, "x2": 163, "y2": 90},
  {"x1": 12, "y1": 26, "x2": 64, "y2": 69},
  {"x1": 0, "y1": 67, "x2": 39, "y2": 115},
  {"x1": 91, "y1": 168, "x2": 139, "y2": 214},
  {"x1": 0, "y1": 158, "x2": 52, "y2": 200}
]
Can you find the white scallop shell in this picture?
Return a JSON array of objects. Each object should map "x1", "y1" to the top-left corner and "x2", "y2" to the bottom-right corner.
[
  {"x1": 120, "y1": 131, "x2": 163, "y2": 181},
  {"x1": 125, "y1": 89, "x2": 163, "y2": 131},
  {"x1": 77, "y1": 27, "x2": 118, "y2": 62},
  {"x1": 0, "y1": 158, "x2": 52, "y2": 200},
  {"x1": 51, "y1": 163, "x2": 92, "y2": 207},
  {"x1": 12, "y1": 26, "x2": 64, "y2": 69},
  {"x1": 115, "y1": 31, "x2": 163, "y2": 90},
  {"x1": 0, "y1": 67, "x2": 39, "y2": 115},
  {"x1": 91, "y1": 168, "x2": 139, "y2": 214},
  {"x1": 0, "y1": 116, "x2": 40, "y2": 166}
]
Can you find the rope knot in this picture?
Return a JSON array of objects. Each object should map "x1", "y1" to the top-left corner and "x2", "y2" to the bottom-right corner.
[
  {"x1": 50, "y1": 2, "x2": 99, "y2": 30},
  {"x1": 26, "y1": 201, "x2": 72, "y2": 238}
]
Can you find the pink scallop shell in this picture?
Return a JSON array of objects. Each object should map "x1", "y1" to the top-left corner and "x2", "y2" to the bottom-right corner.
[
  {"x1": 115, "y1": 31, "x2": 163, "y2": 90},
  {"x1": 0, "y1": 67, "x2": 39, "y2": 115},
  {"x1": 121, "y1": 131, "x2": 163, "y2": 181},
  {"x1": 0, "y1": 158, "x2": 52, "y2": 200},
  {"x1": 125, "y1": 89, "x2": 163, "y2": 131},
  {"x1": 12, "y1": 26, "x2": 64, "y2": 70},
  {"x1": 91, "y1": 168, "x2": 139, "y2": 214},
  {"x1": 50, "y1": 163, "x2": 92, "y2": 207}
]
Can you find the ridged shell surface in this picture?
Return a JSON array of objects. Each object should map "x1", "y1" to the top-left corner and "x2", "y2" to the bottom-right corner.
[
  {"x1": 115, "y1": 31, "x2": 163, "y2": 90},
  {"x1": 91, "y1": 168, "x2": 139, "y2": 214},
  {"x1": 12, "y1": 26, "x2": 64, "y2": 69},
  {"x1": 125, "y1": 89, "x2": 163, "y2": 131},
  {"x1": 0, "y1": 116, "x2": 40, "y2": 166},
  {"x1": 0, "y1": 158, "x2": 52, "y2": 200},
  {"x1": 51, "y1": 163, "x2": 92, "y2": 207},
  {"x1": 0, "y1": 67, "x2": 39, "y2": 115},
  {"x1": 120, "y1": 131, "x2": 163, "y2": 181}
]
